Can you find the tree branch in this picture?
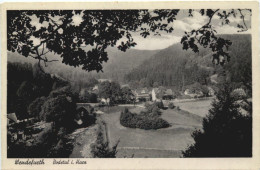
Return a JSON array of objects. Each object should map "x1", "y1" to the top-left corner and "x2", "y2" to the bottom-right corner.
[{"x1": 238, "y1": 9, "x2": 248, "y2": 31}]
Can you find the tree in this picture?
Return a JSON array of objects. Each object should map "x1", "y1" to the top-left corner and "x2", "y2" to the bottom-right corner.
[
  {"x1": 7, "y1": 10, "x2": 251, "y2": 72},
  {"x1": 40, "y1": 87, "x2": 77, "y2": 129},
  {"x1": 79, "y1": 88, "x2": 90, "y2": 102},
  {"x1": 110, "y1": 81, "x2": 122, "y2": 104},
  {"x1": 182, "y1": 82, "x2": 252, "y2": 157},
  {"x1": 121, "y1": 87, "x2": 135, "y2": 104},
  {"x1": 89, "y1": 93, "x2": 98, "y2": 103},
  {"x1": 28, "y1": 96, "x2": 46, "y2": 119},
  {"x1": 98, "y1": 81, "x2": 112, "y2": 101},
  {"x1": 98, "y1": 81, "x2": 122, "y2": 104}
]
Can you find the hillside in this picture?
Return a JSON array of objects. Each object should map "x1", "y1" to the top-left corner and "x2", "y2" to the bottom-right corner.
[
  {"x1": 95, "y1": 48, "x2": 159, "y2": 82},
  {"x1": 125, "y1": 34, "x2": 252, "y2": 90},
  {"x1": 7, "y1": 47, "x2": 159, "y2": 86}
]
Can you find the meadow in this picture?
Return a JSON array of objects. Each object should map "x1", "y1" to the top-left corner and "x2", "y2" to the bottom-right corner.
[
  {"x1": 174, "y1": 99, "x2": 213, "y2": 117},
  {"x1": 100, "y1": 105, "x2": 204, "y2": 158}
]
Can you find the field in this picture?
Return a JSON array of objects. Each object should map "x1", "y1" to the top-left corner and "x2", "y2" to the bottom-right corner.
[
  {"x1": 174, "y1": 99, "x2": 213, "y2": 117},
  {"x1": 100, "y1": 105, "x2": 204, "y2": 158}
]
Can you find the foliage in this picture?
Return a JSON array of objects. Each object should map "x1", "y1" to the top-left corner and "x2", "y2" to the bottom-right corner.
[
  {"x1": 121, "y1": 87, "x2": 135, "y2": 104},
  {"x1": 28, "y1": 96, "x2": 46, "y2": 119},
  {"x1": 98, "y1": 81, "x2": 122, "y2": 104},
  {"x1": 40, "y1": 87, "x2": 77, "y2": 129},
  {"x1": 79, "y1": 89, "x2": 97, "y2": 103},
  {"x1": 155, "y1": 101, "x2": 164, "y2": 109},
  {"x1": 168, "y1": 102, "x2": 175, "y2": 109},
  {"x1": 182, "y1": 82, "x2": 252, "y2": 157},
  {"x1": 7, "y1": 10, "x2": 250, "y2": 72},
  {"x1": 91, "y1": 127, "x2": 118, "y2": 158},
  {"x1": 7, "y1": 62, "x2": 72, "y2": 119},
  {"x1": 120, "y1": 107, "x2": 169, "y2": 130}
]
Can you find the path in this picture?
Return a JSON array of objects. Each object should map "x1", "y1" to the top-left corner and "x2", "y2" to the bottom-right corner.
[
  {"x1": 69, "y1": 124, "x2": 99, "y2": 158},
  {"x1": 117, "y1": 104, "x2": 145, "y2": 108}
]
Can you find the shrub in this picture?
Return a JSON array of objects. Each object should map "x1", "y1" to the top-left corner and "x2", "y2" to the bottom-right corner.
[
  {"x1": 91, "y1": 128, "x2": 118, "y2": 158},
  {"x1": 168, "y1": 102, "x2": 175, "y2": 109},
  {"x1": 28, "y1": 96, "x2": 46, "y2": 119},
  {"x1": 120, "y1": 110, "x2": 170, "y2": 130},
  {"x1": 40, "y1": 94, "x2": 76, "y2": 129},
  {"x1": 155, "y1": 101, "x2": 164, "y2": 109}
]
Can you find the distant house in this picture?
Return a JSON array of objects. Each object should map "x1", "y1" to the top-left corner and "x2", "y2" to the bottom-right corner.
[
  {"x1": 152, "y1": 88, "x2": 159, "y2": 101},
  {"x1": 184, "y1": 89, "x2": 203, "y2": 98},
  {"x1": 152, "y1": 88, "x2": 174, "y2": 101},
  {"x1": 92, "y1": 85, "x2": 98, "y2": 91},
  {"x1": 98, "y1": 79, "x2": 111, "y2": 83},
  {"x1": 232, "y1": 88, "x2": 246, "y2": 99},
  {"x1": 91, "y1": 85, "x2": 99, "y2": 94},
  {"x1": 207, "y1": 87, "x2": 215, "y2": 96},
  {"x1": 121, "y1": 84, "x2": 130, "y2": 88},
  {"x1": 134, "y1": 88, "x2": 150, "y2": 102}
]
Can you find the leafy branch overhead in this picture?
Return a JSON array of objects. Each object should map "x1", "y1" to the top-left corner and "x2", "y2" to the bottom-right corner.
[
  {"x1": 7, "y1": 9, "x2": 251, "y2": 71},
  {"x1": 182, "y1": 9, "x2": 251, "y2": 65}
]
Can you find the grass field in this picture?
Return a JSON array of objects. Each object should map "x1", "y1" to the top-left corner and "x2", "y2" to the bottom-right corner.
[
  {"x1": 174, "y1": 99, "x2": 213, "y2": 117},
  {"x1": 100, "y1": 106, "x2": 203, "y2": 158}
]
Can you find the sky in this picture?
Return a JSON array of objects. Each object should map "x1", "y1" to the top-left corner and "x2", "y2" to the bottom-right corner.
[
  {"x1": 29, "y1": 9, "x2": 252, "y2": 50},
  {"x1": 131, "y1": 9, "x2": 251, "y2": 50}
]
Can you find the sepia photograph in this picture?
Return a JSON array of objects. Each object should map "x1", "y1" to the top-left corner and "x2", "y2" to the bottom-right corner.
[
  {"x1": 5, "y1": 8, "x2": 253, "y2": 158},
  {"x1": 1, "y1": 1, "x2": 260, "y2": 169}
]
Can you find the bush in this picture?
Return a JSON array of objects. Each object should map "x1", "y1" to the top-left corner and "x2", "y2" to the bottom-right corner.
[
  {"x1": 120, "y1": 110, "x2": 170, "y2": 130},
  {"x1": 155, "y1": 101, "x2": 164, "y2": 109},
  {"x1": 168, "y1": 102, "x2": 175, "y2": 109},
  {"x1": 91, "y1": 128, "x2": 118, "y2": 158},
  {"x1": 40, "y1": 94, "x2": 76, "y2": 129},
  {"x1": 28, "y1": 96, "x2": 46, "y2": 119}
]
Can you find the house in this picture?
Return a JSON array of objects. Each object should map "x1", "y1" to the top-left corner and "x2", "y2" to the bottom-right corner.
[
  {"x1": 184, "y1": 88, "x2": 203, "y2": 98},
  {"x1": 134, "y1": 88, "x2": 151, "y2": 102},
  {"x1": 7, "y1": 113, "x2": 18, "y2": 126},
  {"x1": 152, "y1": 88, "x2": 174, "y2": 101},
  {"x1": 98, "y1": 79, "x2": 111, "y2": 83},
  {"x1": 232, "y1": 88, "x2": 246, "y2": 99},
  {"x1": 207, "y1": 87, "x2": 215, "y2": 96}
]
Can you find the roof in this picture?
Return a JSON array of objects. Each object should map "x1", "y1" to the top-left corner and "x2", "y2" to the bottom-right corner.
[
  {"x1": 135, "y1": 88, "x2": 149, "y2": 95},
  {"x1": 153, "y1": 88, "x2": 173, "y2": 96},
  {"x1": 153, "y1": 88, "x2": 159, "y2": 93},
  {"x1": 7, "y1": 113, "x2": 18, "y2": 123},
  {"x1": 165, "y1": 89, "x2": 173, "y2": 95},
  {"x1": 98, "y1": 79, "x2": 111, "y2": 83},
  {"x1": 121, "y1": 84, "x2": 130, "y2": 88}
]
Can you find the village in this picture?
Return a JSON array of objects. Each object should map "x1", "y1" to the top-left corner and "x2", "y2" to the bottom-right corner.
[{"x1": 7, "y1": 73, "x2": 250, "y2": 158}]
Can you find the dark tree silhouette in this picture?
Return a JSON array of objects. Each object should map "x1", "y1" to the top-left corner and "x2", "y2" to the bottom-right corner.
[
  {"x1": 7, "y1": 9, "x2": 251, "y2": 71},
  {"x1": 182, "y1": 82, "x2": 252, "y2": 157}
]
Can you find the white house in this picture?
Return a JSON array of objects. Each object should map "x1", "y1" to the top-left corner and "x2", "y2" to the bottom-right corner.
[{"x1": 152, "y1": 88, "x2": 173, "y2": 101}]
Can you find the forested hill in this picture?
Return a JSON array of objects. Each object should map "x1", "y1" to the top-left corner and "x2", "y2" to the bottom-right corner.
[
  {"x1": 95, "y1": 47, "x2": 159, "y2": 82},
  {"x1": 7, "y1": 47, "x2": 159, "y2": 90},
  {"x1": 125, "y1": 34, "x2": 251, "y2": 90}
]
